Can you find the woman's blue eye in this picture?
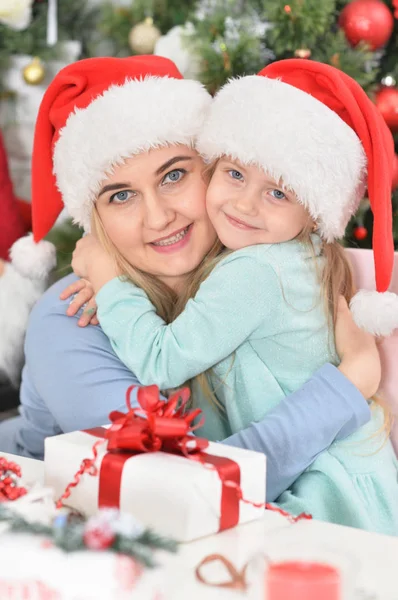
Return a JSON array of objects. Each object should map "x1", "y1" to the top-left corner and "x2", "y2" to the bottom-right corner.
[
  {"x1": 269, "y1": 189, "x2": 286, "y2": 201},
  {"x1": 228, "y1": 170, "x2": 244, "y2": 181},
  {"x1": 109, "y1": 190, "x2": 133, "y2": 203},
  {"x1": 162, "y1": 169, "x2": 186, "y2": 184}
]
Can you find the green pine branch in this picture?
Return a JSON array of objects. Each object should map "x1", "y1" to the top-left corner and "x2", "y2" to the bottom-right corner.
[{"x1": 263, "y1": 0, "x2": 336, "y2": 54}]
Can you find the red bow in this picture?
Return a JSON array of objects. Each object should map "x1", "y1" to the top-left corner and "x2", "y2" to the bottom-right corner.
[{"x1": 106, "y1": 385, "x2": 209, "y2": 455}]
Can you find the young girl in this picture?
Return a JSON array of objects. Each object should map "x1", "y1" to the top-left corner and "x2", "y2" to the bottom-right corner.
[{"x1": 71, "y1": 59, "x2": 398, "y2": 534}]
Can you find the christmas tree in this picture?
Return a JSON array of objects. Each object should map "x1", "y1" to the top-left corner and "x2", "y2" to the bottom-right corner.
[{"x1": 0, "y1": 0, "x2": 397, "y2": 277}]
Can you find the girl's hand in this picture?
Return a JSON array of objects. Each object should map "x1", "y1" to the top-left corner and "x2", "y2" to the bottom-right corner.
[
  {"x1": 72, "y1": 234, "x2": 119, "y2": 293},
  {"x1": 72, "y1": 234, "x2": 108, "y2": 279},
  {"x1": 60, "y1": 279, "x2": 99, "y2": 327}
]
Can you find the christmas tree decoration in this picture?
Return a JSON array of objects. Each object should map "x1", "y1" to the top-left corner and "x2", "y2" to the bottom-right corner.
[
  {"x1": 353, "y1": 225, "x2": 368, "y2": 240},
  {"x1": 22, "y1": 56, "x2": 45, "y2": 85},
  {"x1": 0, "y1": 457, "x2": 27, "y2": 502},
  {"x1": 128, "y1": 17, "x2": 161, "y2": 55},
  {"x1": 381, "y1": 74, "x2": 396, "y2": 87},
  {"x1": 154, "y1": 23, "x2": 201, "y2": 79},
  {"x1": 375, "y1": 85, "x2": 398, "y2": 133},
  {"x1": 0, "y1": 0, "x2": 33, "y2": 31},
  {"x1": 294, "y1": 48, "x2": 311, "y2": 59},
  {"x1": 46, "y1": 0, "x2": 57, "y2": 46},
  {"x1": 339, "y1": 0, "x2": 394, "y2": 51},
  {"x1": 0, "y1": 504, "x2": 178, "y2": 567}
]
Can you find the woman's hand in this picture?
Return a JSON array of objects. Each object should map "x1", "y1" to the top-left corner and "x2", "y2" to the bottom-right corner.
[
  {"x1": 60, "y1": 279, "x2": 99, "y2": 327},
  {"x1": 71, "y1": 234, "x2": 119, "y2": 293},
  {"x1": 335, "y1": 297, "x2": 381, "y2": 399},
  {"x1": 0, "y1": 259, "x2": 5, "y2": 277}
]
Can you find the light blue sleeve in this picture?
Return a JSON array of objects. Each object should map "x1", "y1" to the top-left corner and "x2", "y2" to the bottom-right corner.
[{"x1": 96, "y1": 255, "x2": 281, "y2": 390}]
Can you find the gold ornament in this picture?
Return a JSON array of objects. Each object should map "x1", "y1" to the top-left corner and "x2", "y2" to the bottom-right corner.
[
  {"x1": 128, "y1": 17, "x2": 161, "y2": 55},
  {"x1": 294, "y1": 48, "x2": 311, "y2": 59},
  {"x1": 22, "y1": 57, "x2": 45, "y2": 85}
]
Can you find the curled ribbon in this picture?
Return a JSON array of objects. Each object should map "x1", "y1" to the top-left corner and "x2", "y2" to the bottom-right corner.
[{"x1": 195, "y1": 553, "x2": 249, "y2": 591}]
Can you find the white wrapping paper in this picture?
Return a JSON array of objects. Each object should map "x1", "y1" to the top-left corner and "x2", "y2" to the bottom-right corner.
[{"x1": 45, "y1": 430, "x2": 266, "y2": 542}]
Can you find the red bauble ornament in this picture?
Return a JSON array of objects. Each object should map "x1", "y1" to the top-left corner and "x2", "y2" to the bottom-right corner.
[
  {"x1": 375, "y1": 86, "x2": 398, "y2": 133},
  {"x1": 339, "y1": 0, "x2": 394, "y2": 50},
  {"x1": 392, "y1": 154, "x2": 398, "y2": 191},
  {"x1": 353, "y1": 226, "x2": 368, "y2": 240},
  {"x1": 0, "y1": 457, "x2": 27, "y2": 502},
  {"x1": 83, "y1": 525, "x2": 115, "y2": 550}
]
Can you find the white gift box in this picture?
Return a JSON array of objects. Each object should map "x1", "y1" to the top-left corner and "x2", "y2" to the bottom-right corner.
[{"x1": 45, "y1": 430, "x2": 266, "y2": 542}]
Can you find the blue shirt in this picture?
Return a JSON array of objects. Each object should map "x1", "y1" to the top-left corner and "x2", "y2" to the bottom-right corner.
[{"x1": 0, "y1": 274, "x2": 370, "y2": 502}]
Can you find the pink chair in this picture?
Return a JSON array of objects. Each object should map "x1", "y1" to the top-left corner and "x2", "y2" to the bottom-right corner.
[{"x1": 345, "y1": 248, "x2": 398, "y2": 454}]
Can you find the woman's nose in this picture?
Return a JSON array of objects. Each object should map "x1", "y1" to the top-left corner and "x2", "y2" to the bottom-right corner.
[{"x1": 143, "y1": 193, "x2": 175, "y2": 231}]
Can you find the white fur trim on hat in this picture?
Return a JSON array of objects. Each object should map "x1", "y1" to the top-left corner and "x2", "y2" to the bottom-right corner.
[
  {"x1": 350, "y1": 289, "x2": 398, "y2": 336},
  {"x1": 10, "y1": 234, "x2": 56, "y2": 280},
  {"x1": 196, "y1": 76, "x2": 367, "y2": 242},
  {"x1": 53, "y1": 77, "x2": 212, "y2": 232}
]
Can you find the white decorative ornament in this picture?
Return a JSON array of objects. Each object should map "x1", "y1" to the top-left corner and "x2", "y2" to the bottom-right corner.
[
  {"x1": 195, "y1": 0, "x2": 218, "y2": 21},
  {"x1": 154, "y1": 23, "x2": 201, "y2": 79},
  {"x1": 47, "y1": 0, "x2": 57, "y2": 46},
  {"x1": 0, "y1": 0, "x2": 34, "y2": 30}
]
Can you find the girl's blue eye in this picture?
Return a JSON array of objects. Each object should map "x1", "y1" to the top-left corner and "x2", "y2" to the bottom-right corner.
[
  {"x1": 109, "y1": 190, "x2": 134, "y2": 204},
  {"x1": 228, "y1": 169, "x2": 244, "y2": 181},
  {"x1": 269, "y1": 189, "x2": 287, "y2": 201},
  {"x1": 162, "y1": 168, "x2": 186, "y2": 184}
]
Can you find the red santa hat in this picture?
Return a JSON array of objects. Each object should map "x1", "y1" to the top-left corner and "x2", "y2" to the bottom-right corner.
[
  {"x1": 31, "y1": 55, "x2": 212, "y2": 241},
  {"x1": 0, "y1": 130, "x2": 26, "y2": 261},
  {"x1": 197, "y1": 59, "x2": 397, "y2": 336}
]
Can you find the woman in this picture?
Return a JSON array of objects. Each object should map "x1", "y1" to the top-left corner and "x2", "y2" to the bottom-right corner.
[{"x1": 0, "y1": 55, "x2": 379, "y2": 505}]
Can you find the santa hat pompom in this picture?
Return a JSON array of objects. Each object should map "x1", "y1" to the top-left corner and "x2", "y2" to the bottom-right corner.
[
  {"x1": 10, "y1": 234, "x2": 56, "y2": 280},
  {"x1": 350, "y1": 289, "x2": 398, "y2": 337}
]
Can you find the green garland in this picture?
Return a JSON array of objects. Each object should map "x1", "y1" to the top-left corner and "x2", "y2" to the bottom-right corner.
[{"x1": 0, "y1": 505, "x2": 178, "y2": 568}]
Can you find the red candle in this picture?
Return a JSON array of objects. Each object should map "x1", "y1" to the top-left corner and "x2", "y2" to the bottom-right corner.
[{"x1": 267, "y1": 561, "x2": 341, "y2": 600}]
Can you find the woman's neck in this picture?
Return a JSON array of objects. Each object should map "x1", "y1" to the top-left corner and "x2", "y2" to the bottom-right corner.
[{"x1": 158, "y1": 274, "x2": 188, "y2": 297}]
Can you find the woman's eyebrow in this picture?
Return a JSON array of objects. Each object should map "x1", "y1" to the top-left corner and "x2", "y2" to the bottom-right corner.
[
  {"x1": 155, "y1": 155, "x2": 193, "y2": 176},
  {"x1": 98, "y1": 182, "x2": 131, "y2": 197}
]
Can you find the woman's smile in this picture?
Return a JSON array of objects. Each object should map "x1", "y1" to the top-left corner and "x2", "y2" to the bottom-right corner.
[{"x1": 150, "y1": 224, "x2": 193, "y2": 253}]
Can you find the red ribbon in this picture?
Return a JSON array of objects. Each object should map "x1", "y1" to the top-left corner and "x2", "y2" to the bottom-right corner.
[{"x1": 86, "y1": 385, "x2": 241, "y2": 532}]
